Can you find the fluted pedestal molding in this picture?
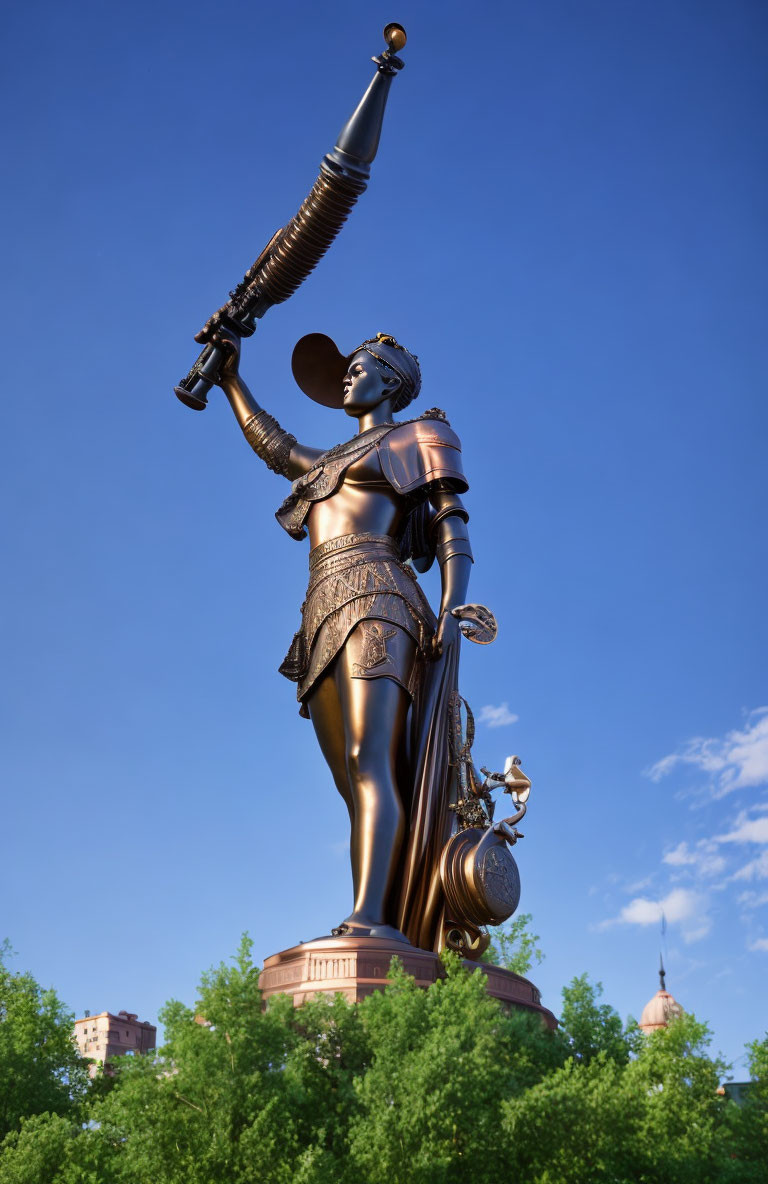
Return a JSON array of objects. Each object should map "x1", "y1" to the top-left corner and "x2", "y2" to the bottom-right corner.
[{"x1": 259, "y1": 935, "x2": 557, "y2": 1028}]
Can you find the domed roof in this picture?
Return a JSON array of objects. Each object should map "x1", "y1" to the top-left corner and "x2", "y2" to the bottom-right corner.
[
  {"x1": 639, "y1": 988, "x2": 684, "y2": 1033},
  {"x1": 639, "y1": 957, "x2": 683, "y2": 1033}
]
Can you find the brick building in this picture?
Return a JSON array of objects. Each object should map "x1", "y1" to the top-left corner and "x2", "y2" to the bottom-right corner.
[{"x1": 74, "y1": 1009, "x2": 156, "y2": 1073}]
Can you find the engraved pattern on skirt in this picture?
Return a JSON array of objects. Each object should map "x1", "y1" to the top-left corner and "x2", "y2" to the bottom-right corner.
[{"x1": 279, "y1": 533, "x2": 437, "y2": 714}]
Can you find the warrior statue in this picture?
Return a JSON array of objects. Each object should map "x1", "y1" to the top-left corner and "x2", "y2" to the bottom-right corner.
[
  {"x1": 176, "y1": 26, "x2": 531, "y2": 964},
  {"x1": 210, "y1": 327, "x2": 476, "y2": 950}
]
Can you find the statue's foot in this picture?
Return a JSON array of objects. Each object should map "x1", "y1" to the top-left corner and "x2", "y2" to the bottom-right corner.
[
  {"x1": 331, "y1": 915, "x2": 411, "y2": 944},
  {"x1": 368, "y1": 923, "x2": 411, "y2": 944},
  {"x1": 332, "y1": 912, "x2": 376, "y2": 938}
]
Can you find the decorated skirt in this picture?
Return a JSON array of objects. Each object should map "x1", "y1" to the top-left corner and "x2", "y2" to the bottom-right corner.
[{"x1": 279, "y1": 532, "x2": 437, "y2": 715}]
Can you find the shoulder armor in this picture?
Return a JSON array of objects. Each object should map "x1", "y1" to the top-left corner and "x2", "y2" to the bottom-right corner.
[
  {"x1": 378, "y1": 415, "x2": 468, "y2": 496},
  {"x1": 420, "y1": 407, "x2": 450, "y2": 424}
]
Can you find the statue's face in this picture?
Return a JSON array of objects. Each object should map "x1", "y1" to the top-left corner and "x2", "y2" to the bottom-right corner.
[{"x1": 342, "y1": 350, "x2": 400, "y2": 415}]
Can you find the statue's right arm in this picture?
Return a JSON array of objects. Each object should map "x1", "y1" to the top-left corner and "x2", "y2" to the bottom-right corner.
[{"x1": 212, "y1": 331, "x2": 323, "y2": 480}]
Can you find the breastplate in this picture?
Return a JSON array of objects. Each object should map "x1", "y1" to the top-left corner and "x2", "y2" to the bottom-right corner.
[{"x1": 275, "y1": 423, "x2": 397, "y2": 540}]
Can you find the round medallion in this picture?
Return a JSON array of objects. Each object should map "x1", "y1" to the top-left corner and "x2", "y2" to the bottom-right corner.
[{"x1": 480, "y1": 846, "x2": 520, "y2": 918}]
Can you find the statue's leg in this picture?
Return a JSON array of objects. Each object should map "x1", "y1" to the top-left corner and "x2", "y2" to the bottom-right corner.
[
  {"x1": 334, "y1": 625, "x2": 416, "y2": 937},
  {"x1": 306, "y1": 669, "x2": 360, "y2": 901}
]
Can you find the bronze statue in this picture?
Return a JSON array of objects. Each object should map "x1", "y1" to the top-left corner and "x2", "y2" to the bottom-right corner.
[
  {"x1": 176, "y1": 25, "x2": 532, "y2": 963},
  {"x1": 212, "y1": 326, "x2": 476, "y2": 947}
]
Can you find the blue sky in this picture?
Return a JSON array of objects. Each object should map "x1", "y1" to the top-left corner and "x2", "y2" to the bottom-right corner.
[{"x1": 2, "y1": 0, "x2": 766, "y2": 1073}]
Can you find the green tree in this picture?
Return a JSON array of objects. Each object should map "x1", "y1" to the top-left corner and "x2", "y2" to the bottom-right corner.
[
  {"x1": 51, "y1": 934, "x2": 372, "y2": 1184},
  {"x1": 79, "y1": 934, "x2": 340, "y2": 1183},
  {"x1": 743, "y1": 1033, "x2": 768, "y2": 1165},
  {"x1": 347, "y1": 954, "x2": 564, "y2": 1184},
  {"x1": 0, "y1": 1113, "x2": 75, "y2": 1184},
  {"x1": 559, "y1": 972, "x2": 641, "y2": 1065},
  {"x1": 502, "y1": 1013, "x2": 735, "y2": 1184},
  {"x1": 0, "y1": 942, "x2": 90, "y2": 1142},
  {"x1": 502, "y1": 1053, "x2": 640, "y2": 1183},
  {"x1": 2, "y1": 937, "x2": 766, "y2": 1184},
  {"x1": 719, "y1": 1032, "x2": 768, "y2": 1184},
  {"x1": 482, "y1": 912, "x2": 544, "y2": 976},
  {"x1": 624, "y1": 1013, "x2": 731, "y2": 1183}
]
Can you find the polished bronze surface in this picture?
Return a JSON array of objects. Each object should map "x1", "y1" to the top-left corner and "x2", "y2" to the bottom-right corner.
[
  {"x1": 259, "y1": 934, "x2": 557, "y2": 1029},
  {"x1": 210, "y1": 333, "x2": 482, "y2": 947},
  {"x1": 440, "y1": 826, "x2": 522, "y2": 930},
  {"x1": 205, "y1": 329, "x2": 532, "y2": 958},
  {"x1": 383, "y1": 23, "x2": 407, "y2": 53},
  {"x1": 177, "y1": 26, "x2": 540, "y2": 979}
]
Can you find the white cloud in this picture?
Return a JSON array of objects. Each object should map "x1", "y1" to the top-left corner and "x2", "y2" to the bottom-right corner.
[
  {"x1": 719, "y1": 814, "x2": 768, "y2": 845},
  {"x1": 748, "y1": 938, "x2": 768, "y2": 952},
  {"x1": 732, "y1": 851, "x2": 768, "y2": 882},
  {"x1": 606, "y1": 711, "x2": 768, "y2": 949},
  {"x1": 662, "y1": 840, "x2": 725, "y2": 878},
  {"x1": 601, "y1": 888, "x2": 710, "y2": 943},
  {"x1": 682, "y1": 922, "x2": 713, "y2": 943},
  {"x1": 616, "y1": 898, "x2": 667, "y2": 925},
  {"x1": 618, "y1": 888, "x2": 701, "y2": 925},
  {"x1": 477, "y1": 702, "x2": 519, "y2": 728},
  {"x1": 737, "y1": 890, "x2": 768, "y2": 909},
  {"x1": 663, "y1": 841, "x2": 695, "y2": 866},
  {"x1": 648, "y1": 708, "x2": 768, "y2": 798},
  {"x1": 649, "y1": 747, "x2": 726, "y2": 782}
]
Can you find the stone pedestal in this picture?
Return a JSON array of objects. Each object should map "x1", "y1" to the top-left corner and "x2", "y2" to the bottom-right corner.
[{"x1": 259, "y1": 934, "x2": 556, "y2": 1028}]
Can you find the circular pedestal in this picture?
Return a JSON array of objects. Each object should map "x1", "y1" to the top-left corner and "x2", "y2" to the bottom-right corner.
[{"x1": 259, "y1": 934, "x2": 556, "y2": 1028}]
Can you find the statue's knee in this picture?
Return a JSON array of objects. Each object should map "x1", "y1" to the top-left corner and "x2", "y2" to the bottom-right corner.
[
  {"x1": 346, "y1": 741, "x2": 393, "y2": 792},
  {"x1": 346, "y1": 742, "x2": 374, "y2": 784},
  {"x1": 346, "y1": 744, "x2": 360, "y2": 783}
]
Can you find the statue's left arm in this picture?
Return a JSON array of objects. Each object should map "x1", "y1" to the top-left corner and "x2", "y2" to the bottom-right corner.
[
  {"x1": 378, "y1": 414, "x2": 473, "y2": 654},
  {"x1": 430, "y1": 489, "x2": 473, "y2": 654}
]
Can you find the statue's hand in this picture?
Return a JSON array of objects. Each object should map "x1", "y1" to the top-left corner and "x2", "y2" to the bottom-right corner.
[
  {"x1": 209, "y1": 327, "x2": 242, "y2": 386},
  {"x1": 430, "y1": 609, "x2": 461, "y2": 659}
]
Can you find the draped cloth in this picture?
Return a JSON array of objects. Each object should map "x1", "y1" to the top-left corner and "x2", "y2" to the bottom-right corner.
[{"x1": 396, "y1": 634, "x2": 461, "y2": 952}]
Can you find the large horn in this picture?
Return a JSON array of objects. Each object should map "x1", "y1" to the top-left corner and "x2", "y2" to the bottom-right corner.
[{"x1": 174, "y1": 25, "x2": 407, "y2": 410}]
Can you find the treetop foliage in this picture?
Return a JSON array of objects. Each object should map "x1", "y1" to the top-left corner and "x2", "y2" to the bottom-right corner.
[
  {"x1": 483, "y1": 911, "x2": 544, "y2": 976},
  {"x1": 0, "y1": 940, "x2": 90, "y2": 1145},
  {"x1": 1, "y1": 930, "x2": 766, "y2": 1184}
]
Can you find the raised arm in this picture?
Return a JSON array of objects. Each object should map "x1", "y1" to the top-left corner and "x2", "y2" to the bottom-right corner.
[
  {"x1": 211, "y1": 330, "x2": 323, "y2": 481},
  {"x1": 429, "y1": 488, "x2": 473, "y2": 655}
]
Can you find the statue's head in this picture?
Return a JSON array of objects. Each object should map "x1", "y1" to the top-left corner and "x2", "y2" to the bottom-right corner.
[
  {"x1": 292, "y1": 331, "x2": 421, "y2": 415},
  {"x1": 342, "y1": 349, "x2": 402, "y2": 415}
]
